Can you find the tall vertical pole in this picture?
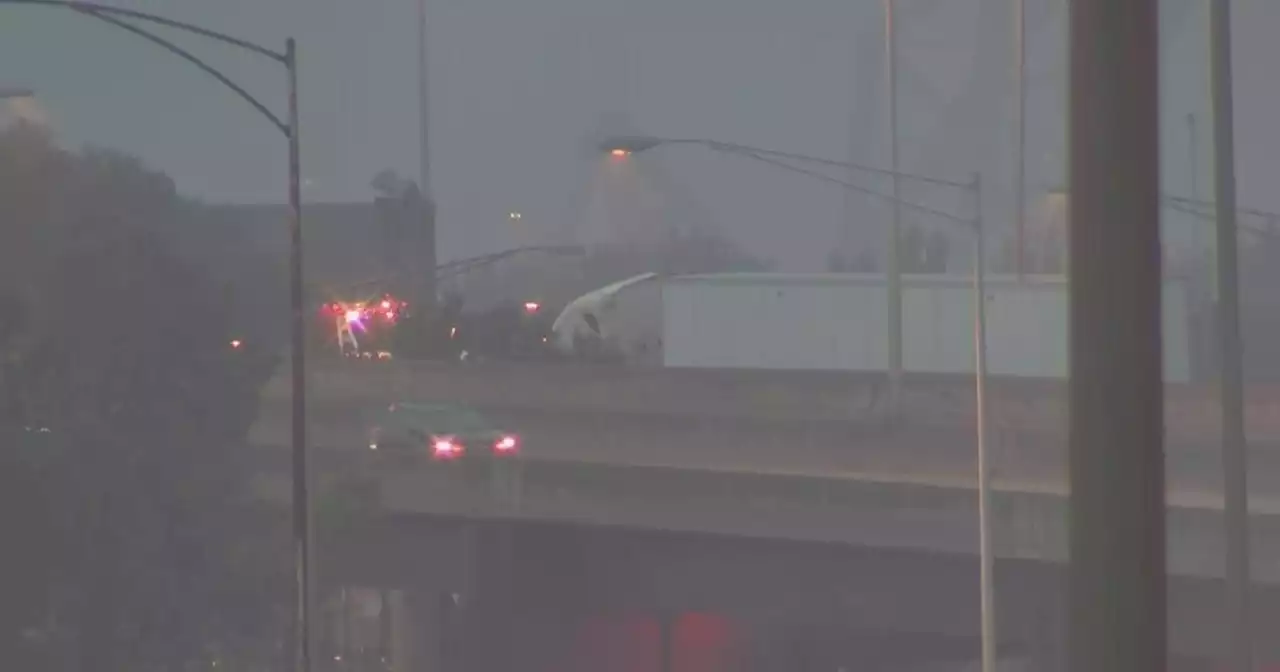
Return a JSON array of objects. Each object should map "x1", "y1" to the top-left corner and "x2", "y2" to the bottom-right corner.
[
  {"x1": 416, "y1": 0, "x2": 438, "y2": 310},
  {"x1": 1013, "y1": 0, "x2": 1027, "y2": 279},
  {"x1": 883, "y1": 0, "x2": 904, "y2": 414},
  {"x1": 972, "y1": 172, "x2": 996, "y2": 672},
  {"x1": 417, "y1": 0, "x2": 431, "y2": 197},
  {"x1": 1186, "y1": 113, "x2": 1199, "y2": 203},
  {"x1": 840, "y1": 17, "x2": 880, "y2": 269},
  {"x1": 286, "y1": 37, "x2": 314, "y2": 672},
  {"x1": 1209, "y1": 0, "x2": 1252, "y2": 669},
  {"x1": 1066, "y1": 2, "x2": 1165, "y2": 672},
  {"x1": 1187, "y1": 113, "x2": 1203, "y2": 276}
]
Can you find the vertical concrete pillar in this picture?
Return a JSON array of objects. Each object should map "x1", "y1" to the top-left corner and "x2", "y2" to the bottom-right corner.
[
  {"x1": 1036, "y1": 597, "x2": 1066, "y2": 672},
  {"x1": 659, "y1": 613, "x2": 674, "y2": 672},
  {"x1": 389, "y1": 588, "x2": 444, "y2": 672},
  {"x1": 458, "y1": 522, "x2": 518, "y2": 672},
  {"x1": 1066, "y1": 1, "x2": 1165, "y2": 672},
  {"x1": 332, "y1": 588, "x2": 350, "y2": 666}
]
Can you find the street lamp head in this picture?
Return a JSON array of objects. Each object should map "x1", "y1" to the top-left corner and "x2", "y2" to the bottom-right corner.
[{"x1": 597, "y1": 134, "x2": 665, "y2": 157}]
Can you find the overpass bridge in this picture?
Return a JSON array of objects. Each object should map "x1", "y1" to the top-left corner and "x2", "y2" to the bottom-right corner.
[{"x1": 249, "y1": 362, "x2": 1280, "y2": 670}]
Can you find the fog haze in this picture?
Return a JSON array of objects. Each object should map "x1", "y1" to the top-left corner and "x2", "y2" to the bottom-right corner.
[{"x1": 5, "y1": 0, "x2": 1280, "y2": 267}]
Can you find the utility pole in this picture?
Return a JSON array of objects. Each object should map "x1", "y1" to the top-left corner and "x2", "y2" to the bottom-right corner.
[
  {"x1": 972, "y1": 173, "x2": 996, "y2": 672},
  {"x1": 1187, "y1": 113, "x2": 1199, "y2": 203},
  {"x1": 417, "y1": 0, "x2": 438, "y2": 310},
  {"x1": 1066, "y1": 1, "x2": 1166, "y2": 672},
  {"x1": 883, "y1": 0, "x2": 903, "y2": 414},
  {"x1": 1209, "y1": 0, "x2": 1252, "y2": 669},
  {"x1": 1013, "y1": 0, "x2": 1027, "y2": 279},
  {"x1": 286, "y1": 38, "x2": 314, "y2": 672},
  {"x1": 841, "y1": 15, "x2": 884, "y2": 271},
  {"x1": 418, "y1": 0, "x2": 431, "y2": 198}
]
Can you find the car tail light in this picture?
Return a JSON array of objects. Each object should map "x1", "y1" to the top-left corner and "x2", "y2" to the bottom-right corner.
[
  {"x1": 431, "y1": 436, "x2": 463, "y2": 459},
  {"x1": 493, "y1": 434, "x2": 520, "y2": 455}
]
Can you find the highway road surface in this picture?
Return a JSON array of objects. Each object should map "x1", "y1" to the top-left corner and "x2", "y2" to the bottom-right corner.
[{"x1": 255, "y1": 397, "x2": 1280, "y2": 504}]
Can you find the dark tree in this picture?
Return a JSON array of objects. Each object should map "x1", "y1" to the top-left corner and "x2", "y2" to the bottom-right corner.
[{"x1": 0, "y1": 123, "x2": 285, "y2": 670}]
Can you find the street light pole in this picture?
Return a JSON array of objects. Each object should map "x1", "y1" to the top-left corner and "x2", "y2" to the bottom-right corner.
[
  {"x1": 883, "y1": 0, "x2": 904, "y2": 415},
  {"x1": 1013, "y1": 0, "x2": 1027, "y2": 279},
  {"x1": 1186, "y1": 113, "x2": 1199, "y2": 203},
  {"x1": 285, "y1": 38, "x2": 314, "y2": 672},
  {"x1": 417, "y1": 0, "x2": 431, "y2": 197},
  {"x1": 1209, "y1": 0, "x2": 1252, "y2": 669},
  {"x1": 415, "y1": 0, "x2": 439, "y2": 311},
  {"x1": 1067, "y1": 1, "x2": 1165, "y2": 671},
  {"x1": 971, "y1": 172, "x2": 996, "y2": 672}
]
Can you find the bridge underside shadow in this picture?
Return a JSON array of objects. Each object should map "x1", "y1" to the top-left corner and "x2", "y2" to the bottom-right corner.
[{"x1": 315, "y1": 513, "x2": 1280, "y2": 668}]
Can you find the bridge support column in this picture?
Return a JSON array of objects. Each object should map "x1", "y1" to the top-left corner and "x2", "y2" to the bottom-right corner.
[
  {"x1": 460, "y1": 522, "x2": 517, "y2": 672},
  {"x1": 388, "y1": 588, "x2": 447, "y2": 672},
  {"x1": 658, "y1": 612, "x2": 674, "y2": 672},
  {"x1": 1034, "y1": 601, "x2": 1066, "y2": 672}
]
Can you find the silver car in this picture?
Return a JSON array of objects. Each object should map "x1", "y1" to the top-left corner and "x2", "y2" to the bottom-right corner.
[{"x1": 365, "y1": 402, "x2": 521, "y2": 461}]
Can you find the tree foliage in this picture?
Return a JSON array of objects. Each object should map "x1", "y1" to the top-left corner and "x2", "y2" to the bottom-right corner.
[{"x1": 0, "y1": 122, "x2": 285, "y2": 670}]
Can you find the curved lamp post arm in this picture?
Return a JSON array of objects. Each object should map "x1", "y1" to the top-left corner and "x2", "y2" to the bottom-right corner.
[
  {"x1": 741, "y1": 147, "x2": 974, "y2": 228},
  {"x1": 615, "y1": 135, "x2": 969, "y2": 189},
  {"x1": 340, "y1": 245, "x2": 587, "y2": 295},
  {"x1": 703, "y1": 139, "x2": 971, "y2": 190},
  {"x1": 605, "y1": 134, "x2": 973, "y2": 224},
  {"x1": 79, "y1": 8, "x2": 288, "y2": 134},
  {"x1": 1, "y1": 0, "x2": 290, "y2": 135},
  {"x1": 4, "y1": 0, "x2": 284, "y2": 62}
]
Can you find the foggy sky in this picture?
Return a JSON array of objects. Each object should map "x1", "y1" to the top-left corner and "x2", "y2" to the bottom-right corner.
[{"x1": 3, "y1": 0, "x2": 1280, "y2": 268}]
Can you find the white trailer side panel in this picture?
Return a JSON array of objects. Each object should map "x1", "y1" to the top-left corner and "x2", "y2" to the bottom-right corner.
[
  {"x1": 662, "y1": 274, "x2": 888, "y2": 371},
  {"x1": 662, "y1": 273, "x2": 1191, "y2": 382}
]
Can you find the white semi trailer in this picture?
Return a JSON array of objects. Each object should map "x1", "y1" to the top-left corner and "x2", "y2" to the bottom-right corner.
[
  {"x1": 660, "y1": 273, "x2": 1192, "y2": 382},
  {"x1": 549, "y1": 273, "x2": 664, "y2": 364}
]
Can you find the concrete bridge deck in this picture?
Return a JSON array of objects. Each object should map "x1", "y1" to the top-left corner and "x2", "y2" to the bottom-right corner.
[
  {"x1": 247, "y1": 363, "x2": 1280, "y2": 668},
  {"x1": 253, "y1": 438, "x2": 1280, "y2": 584},
  {"x1": 247, "y1": 361, "x2": 1280, "y2": 583}
]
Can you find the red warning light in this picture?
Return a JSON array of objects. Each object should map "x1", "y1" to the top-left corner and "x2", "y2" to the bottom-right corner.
[{"x1": 523, "y1": 301, "x2": 540, "y2": 314}]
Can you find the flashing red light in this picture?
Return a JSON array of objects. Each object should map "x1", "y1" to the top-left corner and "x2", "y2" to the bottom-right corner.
[
  {"x1": 344, "y1": 309, "x2": 362, "y2": 323},
  {"x1": 523, "y1": 301, "x2": 540, "y2": 314},
  {"x1": 431, "y1": 436, "x2": 462, "y2": 459},
  {"x1": 384, "y1": 311, "x2": 395, "y2": 320},
  {"x1": 494, "y1": 435, "x2": 519, "y2": 454},
  {"x1": 610, "y1": 148, "x2": 631, "y2": 158},
  {"x1": 229, "y1": 339, "x2": 243, "y2": 349},
  {"x1": 381, "y1": 300, "x2": 392, "y2": 310}
]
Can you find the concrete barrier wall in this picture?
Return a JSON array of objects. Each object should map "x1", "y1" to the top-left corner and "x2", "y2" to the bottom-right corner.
[{"x1": 260, "y1": 361, "x2": 1280, "y2": 441}]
